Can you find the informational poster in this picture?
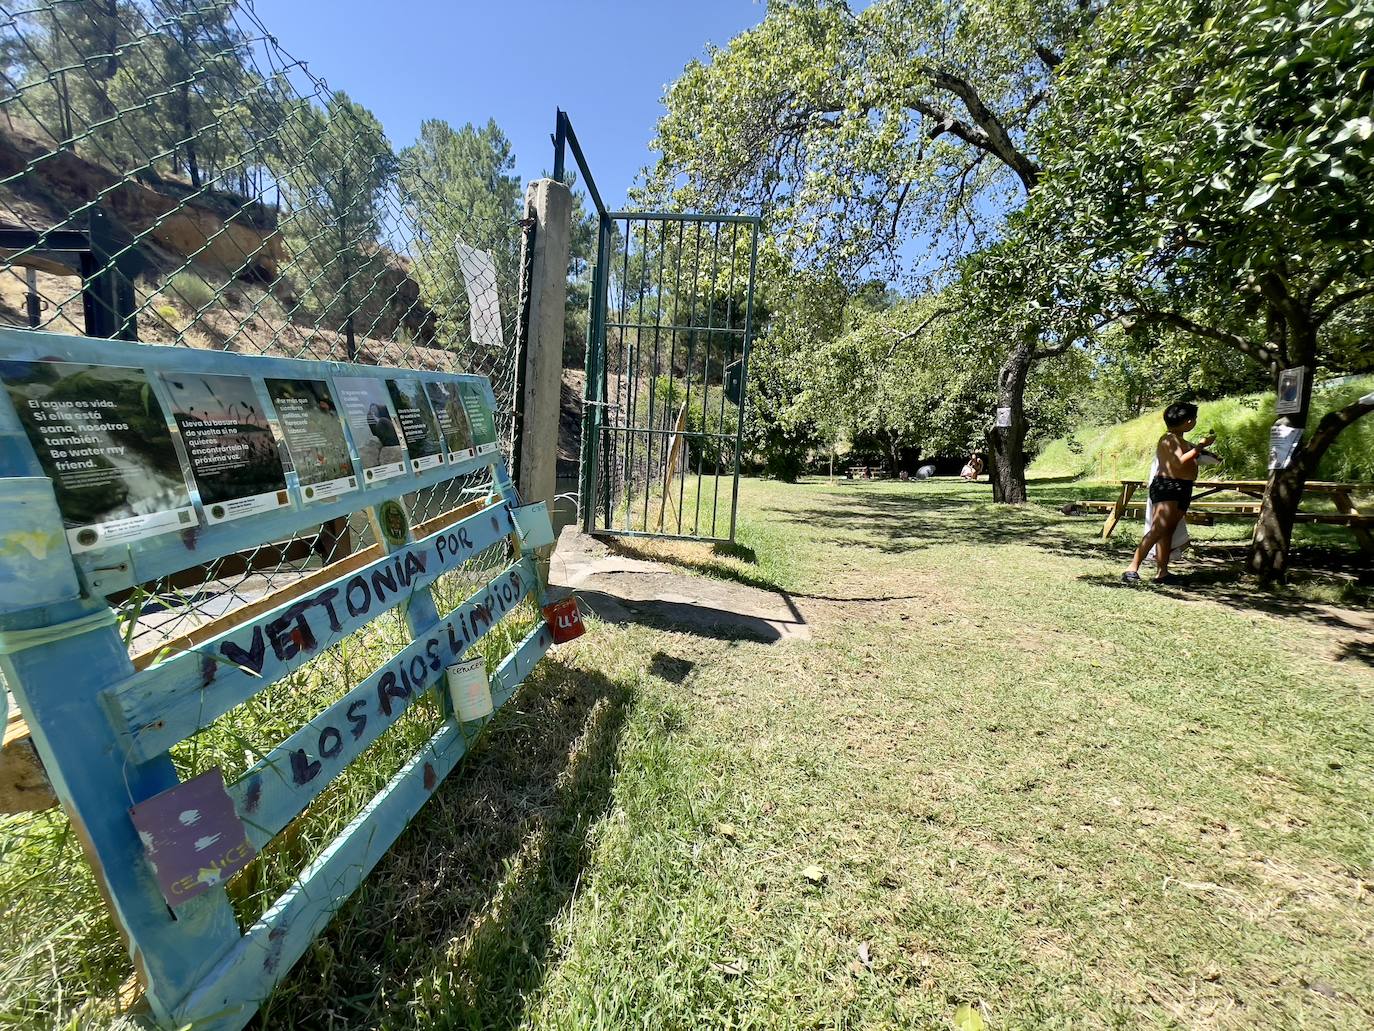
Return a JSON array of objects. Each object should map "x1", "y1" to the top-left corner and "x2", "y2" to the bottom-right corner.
[
  {"x1": 162, "y1": 373, "x2": 289, "y2": 523},
  {"x1": 264, "y1": 378, "x2": 358, "y2": 503},
  {"x1": 454, "y1": 240, "x2": 504, "y2": 349},
  {"x1": 457, "y1": 380, "x2": 500, "y2": 455},
  {"x1": 995, "y1": 407, "x2": 1013, "y2": 428},
  {"x1": 1275, "y1": 367, "x2": 1306, "y2": 415},
  {"x1": 386, "y1": 376, "x2": 445, "y2": 472},
  {"x1": 1, "y1": 360, "x2": 196, "y2": 552},
  {"x1": 424, "y1": 379, "x2": 475, "y2": 462},
  {"x1": 334, "y1": 376, "x2": 407, "y2": 484},
  {"x1": 1269, "y1": 424, "x2": 1302, "y2": 471}
]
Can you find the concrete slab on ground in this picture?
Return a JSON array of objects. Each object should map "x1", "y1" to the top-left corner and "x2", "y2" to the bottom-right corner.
[{"x1": 547, "y1": 528, "x2": 809, "y2": 643}]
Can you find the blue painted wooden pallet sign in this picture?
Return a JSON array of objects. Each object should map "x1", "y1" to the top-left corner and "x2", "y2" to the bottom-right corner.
[{"x1": 0, "y1": 327, "x2": 557, "y2": 1030}]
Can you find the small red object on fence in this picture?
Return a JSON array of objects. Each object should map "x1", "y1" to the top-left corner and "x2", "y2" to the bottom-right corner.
[{"x1": 542, "y1": 597, "x2": 585, "y2": 644}]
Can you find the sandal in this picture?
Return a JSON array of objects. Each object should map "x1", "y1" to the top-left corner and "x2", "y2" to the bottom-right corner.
[{"x1": 1121, "y1": 571, "x2": 1141, "y2": 584}]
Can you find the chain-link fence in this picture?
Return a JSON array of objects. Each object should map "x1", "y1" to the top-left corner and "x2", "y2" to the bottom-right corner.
[
  {"x1": 0, "y1": 0, "x2": 529, "y2": 656},
  {"x1": 0, "y1": 3, "x2": 544, "y2": 1023}
]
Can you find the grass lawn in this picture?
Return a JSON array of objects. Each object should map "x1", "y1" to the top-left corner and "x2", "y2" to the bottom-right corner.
[{"x1": 4, "y1": 477, "x2": 1371, "y2": 1028}]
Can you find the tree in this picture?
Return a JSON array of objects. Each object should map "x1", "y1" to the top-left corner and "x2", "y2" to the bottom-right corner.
[
  {"x1": 154, "y1": 0, "x2": 248, "y2": 189},
  {"x1": 746, "y1": 261, "x2": 847, "y2": 478},
  {"x1": 645, "y1": 0, "x2": 1102, "y2": 501},
  {"x1": 399, "y1": 118, "x2": 522, "y2": 350},
  {"x1": 1030, "y1": 0, "x2": 1374, "y2": 578},
  {"x1": 279, "y1": 91, "x2": 396, "y2": 357}
]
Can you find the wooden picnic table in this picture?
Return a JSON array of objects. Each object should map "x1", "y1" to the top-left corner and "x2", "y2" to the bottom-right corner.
[{"x1": 1096, "y1": 478, "x2": 1373, "y2": 552}]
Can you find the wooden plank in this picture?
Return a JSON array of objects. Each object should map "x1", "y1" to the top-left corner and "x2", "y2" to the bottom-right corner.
[
  {"x1": 170, "y1": 619, "x2": 554, "y2": 1031},
  {"x1": 130, "y1": 544, "x2": 384, "y2": 671},
  {"x1": 0, "y1": 597, "x2": 243, "y2": 1021},
  {"x1": 1292, "y1": 512, "x2": 1374, "y2": 526},
  {"x1": 1100, "y1": 481, "x2": 1137, "y2": 539},
  {"x1": 489, "y1": 614, "x2": 554, "y2": 707},
  {"x1": 78, "y1": 446, "x2": 499, "y2": 600},
  {"x1": 110, "y1": 517, "x2": 354, "y2": 610},
  {"x1": 1110, "y1": 478, "x2": 1368, "y2": 492},
  {"x1": 105, "y1": 500, "x2": 516, "y2": 763},
  {"x1": 230, "y1": 557, "x2": 537, "y2": 848},
  {"x1": 0, "y1": 325, "x2": 503, "y2": 601},
  {"x1": 1084, "y1": 502, "x2": 1374, "y2": 525},
  {"x1": 413, "y1": 495, "x2": 494, "y2": 540},
  {"x1": 0, "y1": 477, "x2": 82, "y2": 613},
  {"x1": 0, "y1": 709, "x2": 57, "y2": 813},
  {"x1": 1330, "y1": 490, "x2": 1374, "y2": 552},
  {"x1": 655, "y1": 404, "x2": 689, "y2": 533}
]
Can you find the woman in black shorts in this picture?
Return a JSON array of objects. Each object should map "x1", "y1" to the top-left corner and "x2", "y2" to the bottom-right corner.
[{"x1": 1123, "y1": 402, "x2": 1215, "y2": 584}]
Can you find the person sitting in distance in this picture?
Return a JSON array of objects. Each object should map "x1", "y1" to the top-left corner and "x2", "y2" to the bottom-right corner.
[{"x1": 1122, "y1": 402, "x2": 1216, "y2": 585}]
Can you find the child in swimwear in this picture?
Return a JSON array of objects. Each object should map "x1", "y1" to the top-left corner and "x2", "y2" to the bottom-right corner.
[{"x1": 1122, "y1": 402, "x2": 1215, "y2": 584}]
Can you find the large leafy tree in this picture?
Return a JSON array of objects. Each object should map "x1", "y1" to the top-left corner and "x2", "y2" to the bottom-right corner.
[
  {"x1": 399, "y1": 118, "x2": 522, "y2": 350},
  {"x1": 645, "y1": 0, "x2": 1101, "y2": 501},
  {"x1": 793, "y1": 279, "x2": 1090, "y2": 470},
  {"x1": 279, "y1": 91, "x2": 396, "y2": 357},
  {"x1": 154, "y1": 0, "x2": 247, "y2": 189},
  {"x1": 1030, "y1": 0, "x2": 1374, "y2": 578}
]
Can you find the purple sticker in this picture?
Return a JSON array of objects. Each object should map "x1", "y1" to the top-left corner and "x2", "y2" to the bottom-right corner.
[{"x1": 129, "y1": 767, "x2": 256, "y2": 908}]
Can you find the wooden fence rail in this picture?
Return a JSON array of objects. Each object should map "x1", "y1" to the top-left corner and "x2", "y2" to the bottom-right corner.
[{"x1": 0, "y1": 327, "x2": 558, "y2": 1029}]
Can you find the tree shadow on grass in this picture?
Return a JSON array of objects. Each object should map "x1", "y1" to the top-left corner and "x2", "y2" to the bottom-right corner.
[
  {"x1": 1101, "y1": 555, "x2": 1367, "y2": 615},
  {"x1": 257, "y1": 657, "x2": 631, "y2": 1030},
  {"x1": 601, "y1": 534, "x2": 927, "y2": 606},
  {"x1": 758, "y1": 490, "x2": 1101, "y2": 562},
  {"x1": 760, "y1": 484, "x2": 1373, "y2": 635}
]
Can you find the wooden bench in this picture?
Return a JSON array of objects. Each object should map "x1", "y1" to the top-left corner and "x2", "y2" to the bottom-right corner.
[
  {"x1": 0, "y1": 327, "x2": 562, "y2": 1030},
  {"x1": 1088, "y1": 479, "x2": 1373, "y2": 552}
]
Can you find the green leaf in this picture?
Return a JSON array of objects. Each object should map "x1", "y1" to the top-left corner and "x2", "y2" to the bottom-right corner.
[
  {"x1": 1241, "y1": 183, "x2": 1278, "y2": 211},
  {"x1": 953, "y1": 1003, "x2": 986, "y2": 1031}
]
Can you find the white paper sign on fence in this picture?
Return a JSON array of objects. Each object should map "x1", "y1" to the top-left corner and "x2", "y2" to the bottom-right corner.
[{"x1": 454, "y1": 241, "x2": 503, "y2": 349}]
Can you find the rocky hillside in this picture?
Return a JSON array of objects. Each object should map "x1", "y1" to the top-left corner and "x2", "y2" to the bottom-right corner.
[{"x1": 0, "y1": 119, "x2": 436, "y2": 359}]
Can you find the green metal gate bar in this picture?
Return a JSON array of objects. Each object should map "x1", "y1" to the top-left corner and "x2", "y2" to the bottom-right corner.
[
  {"x1": 554, "y1": 110, "x2": 759, "y2": 544},
  {"x1": 584, "y1": 210, "x2": 759, "y2": 542}
]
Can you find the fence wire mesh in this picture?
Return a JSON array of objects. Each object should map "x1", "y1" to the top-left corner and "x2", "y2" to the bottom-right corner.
[
  {"x1": 0, "y1": 0, "x2": 528, "y2": 655},
  {"x1": 0, "y1": 3, "x2": 541, "y2": 1022}
]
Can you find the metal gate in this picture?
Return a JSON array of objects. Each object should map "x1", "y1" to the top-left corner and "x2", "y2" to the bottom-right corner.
[{"x1": 580, "y1": 210, "x2": 760, "y2": 542}]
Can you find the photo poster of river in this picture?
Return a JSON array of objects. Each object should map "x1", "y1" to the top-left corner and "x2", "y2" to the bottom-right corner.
[
  {"x1": 457, "y1": 380, "x2": 500, "y2": 455},
  {"x1": 424, "y1": 379, "x2": 476, "y2": 461},
  {"x1": 386, "y1": 376, "x2": 445, "y2": 473},
  {"x1": 162, "y1": 373, "x2": 290, "y2": 523},
  {"x1": 0, "y1": 360, "x2": 195, "y2": 553},
  {"x1": 263, "y1": 378, "x2": 359, "y2": 504},
  {"x1": 334, "y1": 376, "x2": 408, "y2": 484}
]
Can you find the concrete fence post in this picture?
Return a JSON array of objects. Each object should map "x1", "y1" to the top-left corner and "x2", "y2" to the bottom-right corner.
[{"x1": 515, "y1": 178, "x2": 572, "y2": 525}]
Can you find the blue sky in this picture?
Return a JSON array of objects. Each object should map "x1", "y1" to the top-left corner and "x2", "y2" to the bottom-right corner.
[{"x1": 250, "y1": 0, "x2": 769, "y2": 210}]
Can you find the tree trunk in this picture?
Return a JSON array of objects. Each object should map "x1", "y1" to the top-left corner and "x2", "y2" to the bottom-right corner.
[
  {"x1": 1248, "y1": 390, "x2": 1373, "y2": 580},
  {"x1": 985, "y1": 336, "x2": 1034, "y2": 504}
]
